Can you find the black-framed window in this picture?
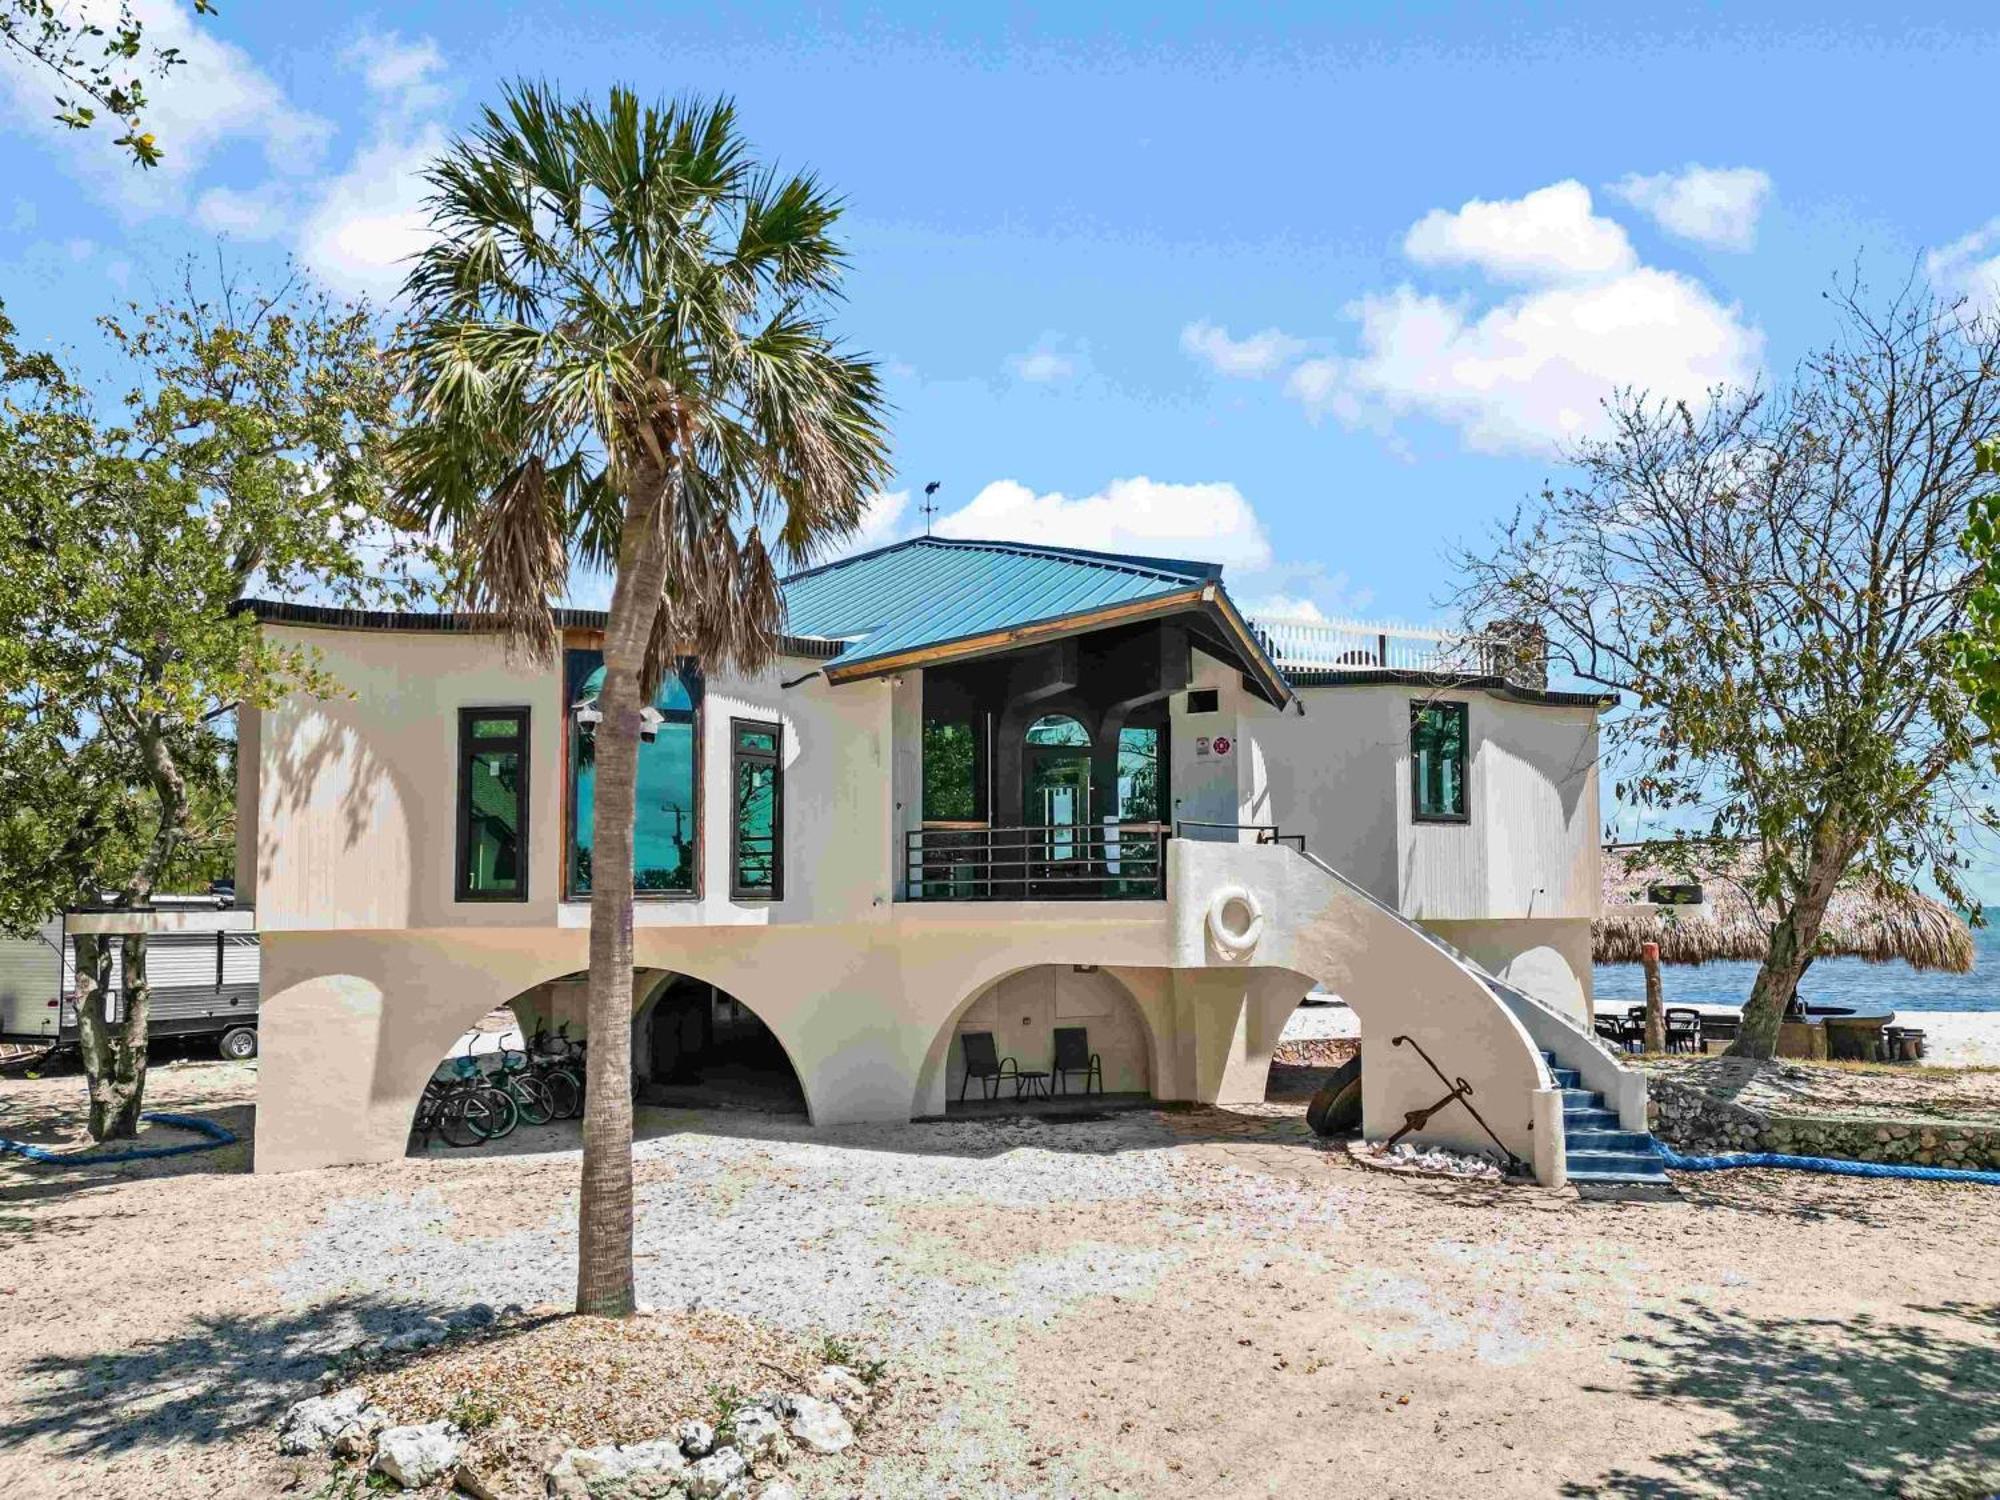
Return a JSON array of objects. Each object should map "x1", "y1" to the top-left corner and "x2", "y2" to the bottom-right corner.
[
  {"x1": 457, "y1": 708, "x2": 530, "y2": 900},
  {"x1": 1411, "y1": 700, "x2": 1469, "y2": 823},
  {"x1": 730, "y1": 719, "x2": 783, "y2": 900}
]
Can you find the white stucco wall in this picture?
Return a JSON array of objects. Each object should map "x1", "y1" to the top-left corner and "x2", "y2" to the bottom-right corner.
[
  {"x1": 1239, "y1": 682, "x2": 1600, "y2": 924},
  {"x1": 243, "y1": 623, "x2": 893, "y2": 933}
]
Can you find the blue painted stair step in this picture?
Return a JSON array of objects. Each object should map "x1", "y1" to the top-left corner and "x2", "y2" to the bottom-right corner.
[{"x1": 1541, "y1": 1049, "x2": 1670, "y2": 1183}]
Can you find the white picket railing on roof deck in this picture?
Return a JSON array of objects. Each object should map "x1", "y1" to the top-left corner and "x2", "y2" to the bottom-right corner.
[{"x1": 1249, "y1": 614, "x2": 1511, "y2": 676}]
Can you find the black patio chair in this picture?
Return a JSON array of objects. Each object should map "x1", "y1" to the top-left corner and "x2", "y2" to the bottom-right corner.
[
  {"x1": 1665, "y1": 1007, "x2": 1704, "y2": 1055},
  {"x1": 958, "y1": 1031, "x2": 1020, "y2": 1102},
  {"x1": 1621, "y1": 1005, "x2": 1649, "y2": 1051},
  {"x1": 1051, "y1": 1027, "x2": 1103, "y2": 1096},
  {"x1": 1593, "y1": 1015, "x2": 1627, "y2": 1049}
]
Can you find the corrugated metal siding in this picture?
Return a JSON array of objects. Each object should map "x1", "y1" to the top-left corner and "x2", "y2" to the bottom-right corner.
[
  {"x1": 781, "y1": 538, "x2": 1215, "y2": 666},
  {"x1": 0, "y1": 921, "x2": 65, "y2": 1039}
]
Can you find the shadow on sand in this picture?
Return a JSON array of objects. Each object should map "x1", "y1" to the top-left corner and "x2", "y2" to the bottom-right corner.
[
  {"x1": 1565, "y1": 1297, "x2": 2000, "y2": 1498},
  {"x1": 0, "y1": 1292, "x2": 505, "y2": 1462}
]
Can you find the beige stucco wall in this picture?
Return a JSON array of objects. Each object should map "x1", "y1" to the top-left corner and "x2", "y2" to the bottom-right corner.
[
  {"x1": 242, "y1": 617, "x2": 1623, "y2": 1185},
  {"x1": 944, "y1": 964, "x2": 1154, "y2": 1100},
  {"x1": 254, "y1": 840, "x2": 1585, "y2": 1181}
]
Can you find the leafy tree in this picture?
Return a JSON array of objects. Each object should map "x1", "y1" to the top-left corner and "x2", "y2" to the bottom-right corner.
[
  {"x1": 1954, "y1": 438, "x2": 2000, "y2": 730},
  {"x1": 1454, "y1": 286, "x2": 2000, "y2": 1058},
  {"x1": 0, "y1": 270, "x2": 414, "y2": 1137},
  {"x1": 394, "y1": 83, "x2": 890, "y2": 1316},
  {"x1": 1, "y1": 0, "x2": 214, "y2": 166}
]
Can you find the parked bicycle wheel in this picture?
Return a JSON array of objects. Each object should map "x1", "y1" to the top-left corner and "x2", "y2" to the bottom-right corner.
[
  {"x1": 543, "y1": 1068, "x2": 581, "y2": 1119},
  {"x1": 438, "y1": 1089, "x2": 488, "y2": 1148},
  {"x1": 469, "y1": 1082, "x2": 520, "y2": 1140},
  {"x1": 510, "y1": 1072, "x2": 555, "y2": 1126}
]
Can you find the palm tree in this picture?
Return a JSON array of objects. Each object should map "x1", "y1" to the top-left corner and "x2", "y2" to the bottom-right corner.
[{"x1": 392, "y1": 83, "x2": 890, "y2": 1316}]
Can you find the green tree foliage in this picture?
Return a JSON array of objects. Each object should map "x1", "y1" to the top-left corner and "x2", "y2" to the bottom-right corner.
[
  {"x1": 0, "y1": 0, "x2": 214, "y2": 166},
  {"x1": 1455, "y1": 286, "x2": 2000, "y2": 1058},
  {"x1": 1954, "y1": 438, "x2": 2000, "y2": 729},
  {"x1": 0, "y1": 270, "x2": 419, "y2": 1136},
  {"x1": 393, "y1": 84, "x2": 890, "y2": 1315}
]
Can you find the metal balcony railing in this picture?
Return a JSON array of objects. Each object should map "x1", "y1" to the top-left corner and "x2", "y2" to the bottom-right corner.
[{"x1": 903, "y1": 823, "x2": 1167, "y2": 902}]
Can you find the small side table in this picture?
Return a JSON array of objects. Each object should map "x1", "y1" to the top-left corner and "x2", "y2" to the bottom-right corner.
[{"x1": 1014, "y1": 1070, "x2": 1051, "y2": 1100}]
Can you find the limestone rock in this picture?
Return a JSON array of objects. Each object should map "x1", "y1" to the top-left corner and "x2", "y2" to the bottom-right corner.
[
  {"x1": 372, "y1": 1421, "x2": 463, "y2": 1488},
  {"x1": 757, "y1": 1485, "x2": 799, "y2": 1500},
  {"x1": 276, "y1": 1387, "x2": 389, "y2": 1456},
  {"x1": 731, "y1": 1405, "x2": 789, "y2": 1463},
  {"x1": 810, "y1": 1364, "x2": 872, "y2": 1411},
  {"x1": 784, "y1": 1394, "x2": 855, "y2": 1455},
  {"x1": 677, "y1": 1418, "x2": 717, "y2": 1458},
  {"x1": 685, "y1": 1445, "x2": 749, "y2": 1499},
  {"x1": 545, "y1": 1438, "x2": 689, "y2": 1499}
]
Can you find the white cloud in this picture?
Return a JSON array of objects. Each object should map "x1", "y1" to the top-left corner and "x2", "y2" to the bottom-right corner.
[
  {"x1": 1928, "y1": 219, "x2": 2000, "y2": 319},
  {"x1": 1181, "y1": 320, "x2": 1306, "y2": 378},
  {"x1": 0, "y1": 0, "x2": 330, "y2": 210},
  {"x1": 1242, "y1": 595, "x2": 1326, "y2": 622},
  {"x1": 344, "y1": 32, "x2": 447, "y2": 102},
  {"x1": 1217, "y1": 179, "x2": 1767, "y2": 456},
  {"x1": 934, "y1": 476, "x2": 1272, "y2": 572},
  {"x1": 1010, "y1": 349, "x2": 1076, "y2": 382},
  {"x1": 1404, "y1": 180, "x2": 1635, "y2": 285},
  {"x1": 1006, "y1": 335, "x2": 1087, "y2": 384},
  {"x1": 1609, "y1": 165, "x2": 1771, "y2": 251},
  {"x1": 291, "y1": 30, "x2": 451, "y2": 300},
  {"x1": 1288, "y1": 268, "x2": 1760, "y2": 455},
  {"x1": 811, "y1": 489, "x2": 913, "y2": 563},
  {"x1": 298, "y1": 124, "x2": 448, "y2": 300}
]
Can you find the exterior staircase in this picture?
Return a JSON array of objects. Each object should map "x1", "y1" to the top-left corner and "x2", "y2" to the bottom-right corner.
[{"x1": 1541, "y1": 1048, "x2": 1667, "y2": 1184}]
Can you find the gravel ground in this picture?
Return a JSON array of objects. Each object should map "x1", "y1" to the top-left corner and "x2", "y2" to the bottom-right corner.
[{"x1": 4, "y1": 1059, "x2": 1999, "y2": 1498}]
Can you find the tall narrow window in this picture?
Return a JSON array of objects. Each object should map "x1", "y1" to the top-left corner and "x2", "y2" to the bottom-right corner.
[
  {"x1": 731, "y1": 719, "x2": 783, "y2": 899},
  {"x1": 1411, "y1": 700, "x2": 1469, "y2": 822},
  {"x1": 458, "y1": 708, "x2": 530, "y2": 900},
  {"x1": 565, "y1": 650, "x2": 700, "y2": 898}
]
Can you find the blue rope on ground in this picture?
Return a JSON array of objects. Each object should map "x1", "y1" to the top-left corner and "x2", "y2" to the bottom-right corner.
[
  {"x1": 1653, "y1": 1138, "x2": 2000, "y2": 1186},
  {"x1": 0, "y1": 1111, "x2": 236, "y2": 1166}
]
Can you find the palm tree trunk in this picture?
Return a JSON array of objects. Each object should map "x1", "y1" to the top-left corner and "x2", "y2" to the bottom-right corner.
[
  {"x1": 1728, "y1": 833, "x2": 1850, "y2": 1060},
  {"x1": 576, "y1": 465, "x2": 676, "y2": 1318}
]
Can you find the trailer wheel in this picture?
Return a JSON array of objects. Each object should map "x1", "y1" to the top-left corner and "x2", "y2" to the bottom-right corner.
[{"x1": 219, "y1": 1026, "x2": 258, "y2": 1061}]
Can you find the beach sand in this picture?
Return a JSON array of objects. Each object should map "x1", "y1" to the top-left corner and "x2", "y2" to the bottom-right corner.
[
  {"x1": 1896, "y1": 1009, "x2": 2000, "y2": 1067},
  {"x1": 1280, "y1": 1001, "x2": 2000, "y2": 1068}
]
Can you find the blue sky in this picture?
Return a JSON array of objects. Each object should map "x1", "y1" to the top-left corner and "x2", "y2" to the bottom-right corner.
[{"x1": 6, "y1": 3, "x2": 2000, "y2": 876}]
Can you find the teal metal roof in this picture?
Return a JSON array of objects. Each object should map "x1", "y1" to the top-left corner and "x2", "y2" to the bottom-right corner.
[{"x1": 780, "y1": 537, "x2": 1220, "y2": 669}]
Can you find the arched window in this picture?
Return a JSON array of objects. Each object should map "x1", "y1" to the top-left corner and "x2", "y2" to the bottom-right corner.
[{"x1": 1024, "y1": 714, "x2": 1090, "y2": 747}]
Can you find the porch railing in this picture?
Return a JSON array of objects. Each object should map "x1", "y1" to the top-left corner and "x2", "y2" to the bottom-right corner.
[
  {"x1": 903, "y1": 823, "x2": 1167, "y2": 902},
  {"x1": 1252, "y1": 615, "x2": 1527, "y2": 678}
]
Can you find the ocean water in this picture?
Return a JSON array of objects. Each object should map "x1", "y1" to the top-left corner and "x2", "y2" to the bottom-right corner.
[{"x1": 1593, "y1": 907, "x2": 1999, "y2": 1014}]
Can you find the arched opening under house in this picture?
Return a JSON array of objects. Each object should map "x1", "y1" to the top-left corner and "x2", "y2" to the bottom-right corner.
[
  {"x1": 1263, "y1": 985, "x2": 1361, "y2": 1111},
  {"x1": 632, "y1": 972, "x2": 808, "y2": 1117},
  {"x1": 938, "y1": 963, "x2": 1156, "y2": 1116}
]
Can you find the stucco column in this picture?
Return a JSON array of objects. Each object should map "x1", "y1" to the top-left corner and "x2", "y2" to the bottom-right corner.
[{"x1": 1170, "y1": 967, "x2": 1309, "y2": 1104}]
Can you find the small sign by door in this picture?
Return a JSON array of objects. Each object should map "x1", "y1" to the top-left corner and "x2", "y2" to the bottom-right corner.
[{"x1": 1212, "y1": 735, "x2": 1231, "y2": 757}]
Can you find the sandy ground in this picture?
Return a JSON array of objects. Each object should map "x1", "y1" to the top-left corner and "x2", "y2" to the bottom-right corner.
[{"x1": 4, "y1": 1058, "x2": 1999, "y2": 1500}]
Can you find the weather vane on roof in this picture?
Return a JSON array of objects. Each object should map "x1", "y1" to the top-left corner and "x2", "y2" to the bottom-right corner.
[{"x1": 920, "y1": 480, "x2": 942, "y2": 535}]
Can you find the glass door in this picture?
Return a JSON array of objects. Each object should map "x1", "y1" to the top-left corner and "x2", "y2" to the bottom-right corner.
[{"x1": 1025, "y1": 746, "x2": 1092, "y2": 894}]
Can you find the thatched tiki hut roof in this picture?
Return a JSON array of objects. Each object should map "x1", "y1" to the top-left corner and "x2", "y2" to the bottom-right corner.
[{"x1": 1596, "y1": 844, "x2": 1976, "y2": 974}]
